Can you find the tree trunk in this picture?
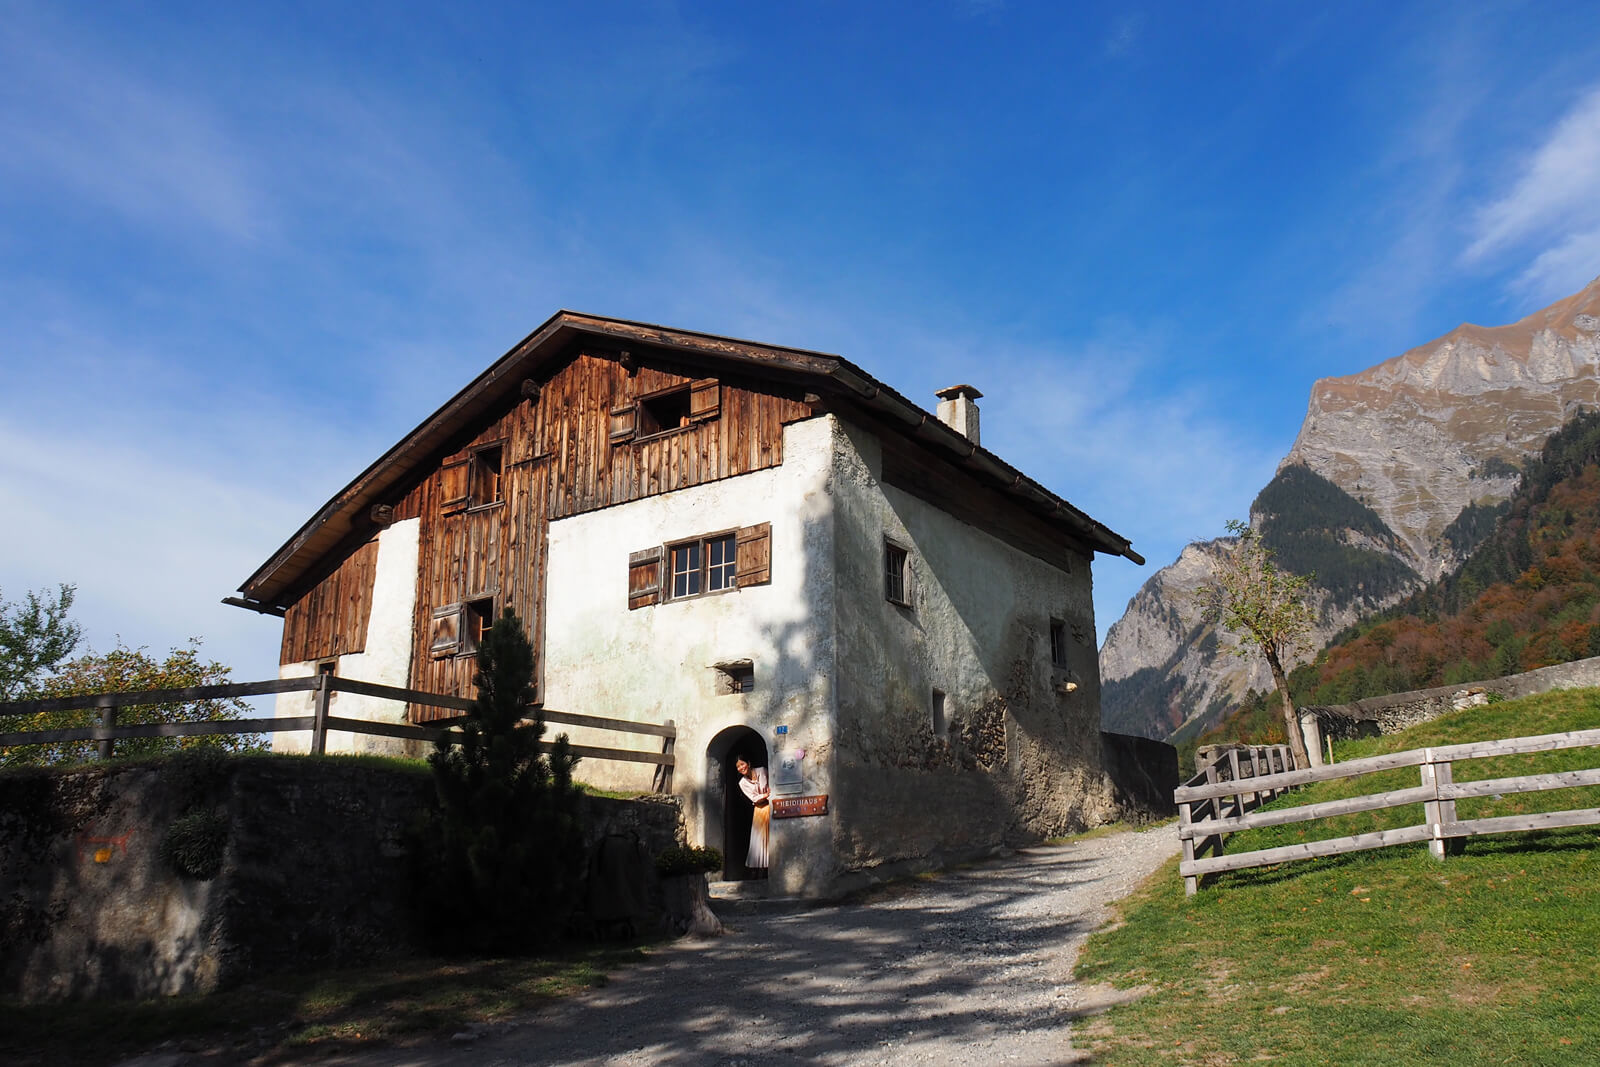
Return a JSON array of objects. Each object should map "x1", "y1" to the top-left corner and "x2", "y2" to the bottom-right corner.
[{"x1": 1266, "y1": 648, "x2": 1311, "y2": 769}]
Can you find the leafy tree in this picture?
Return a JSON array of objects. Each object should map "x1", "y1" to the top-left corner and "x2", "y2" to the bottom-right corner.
[
  {"x1": 1, "y1": 639, "x2": 264, "y2": 767},
  {"x1": 1199, "y1": 520, "x2": 1317, "y2": 768},
  {"x1": 0, "y1": 584, "x2": 83, "y2": 700},
  {"x1": 414, "y1": 607, "x2": 585, "y2": 953}
]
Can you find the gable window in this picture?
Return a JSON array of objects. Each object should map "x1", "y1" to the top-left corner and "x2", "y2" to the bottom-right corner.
[
  {"x1": 639, "y1": 387, "x2": 692, "y2": 438},
  {"x1": 440, "y1": 441, "x2": 505, "y2": 514},
  {"x1": 610, "y1": 378, "x2": 721, "y2": 445},
  {"x1": 1050, "y1": 618, "x2": 1069, "y2": 668},
  {"x1": 628, "y1": 522, "x2": 771, "y2": 609},
  {"x1": 884, "y1": 541, "x2": 910, "y2": 606}
]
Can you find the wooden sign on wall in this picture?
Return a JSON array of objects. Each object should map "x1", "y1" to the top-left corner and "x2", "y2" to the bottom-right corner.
[{"x1": 772, "y1": 794, "x2": 829, "y2": 819}]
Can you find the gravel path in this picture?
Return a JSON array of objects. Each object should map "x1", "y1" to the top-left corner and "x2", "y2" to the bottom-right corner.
[{"x1": 329, "y1": 827, "x2": 1177, "y2": 1067}]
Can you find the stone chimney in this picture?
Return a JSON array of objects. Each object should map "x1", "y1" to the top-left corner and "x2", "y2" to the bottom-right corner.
[{"x1": 934, "y1": 384, "x2": 982, "y2": 446}]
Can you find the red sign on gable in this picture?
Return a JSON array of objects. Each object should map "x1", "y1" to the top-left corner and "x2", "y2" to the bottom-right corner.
[{"x1": 772, "y1": 794, "x2": 829, "y2": 818}]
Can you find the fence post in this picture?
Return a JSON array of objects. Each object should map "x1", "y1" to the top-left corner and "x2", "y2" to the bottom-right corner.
[
  {"x1": 311, "y1": 673, "x2": 331, "y2": 756},
  {"x1": 1421, "y1": 747, "x2": 1451, "y2": 861},
  {"x1": 1226, "y1": 749, "x2": 1245, "y2": 816},
  {"x1": 96, "y1": 696, "x2": 116, "y2": 760},
  {"x1": 652, "y1": 718, "x2": 676, "y2": 794},
  {"x1": 1249, "y1": 746, "x2": 1266, "y2": 804},
  {"x1": 1179, "y1": 797, "x2": 1198, "y2": 897}
]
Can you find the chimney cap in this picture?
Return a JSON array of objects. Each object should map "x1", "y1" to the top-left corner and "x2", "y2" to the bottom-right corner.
[{"x1": 934, "y1": 383, "x2": 983, "y2": 401}]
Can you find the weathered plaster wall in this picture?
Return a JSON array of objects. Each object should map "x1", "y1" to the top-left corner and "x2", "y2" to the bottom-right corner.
[
  {"x1": 0, "y1": 758, "x2": 683, "y2": 1002},
  {"x1": 543, "y1": 416, "x2": 839, "y2": 894},
  {"x1": 825, "y1": 419, "x2": 1120, "y2": 887},
  {"x1": 274, "y1": 518, "x2": 422, "y2": 756}
]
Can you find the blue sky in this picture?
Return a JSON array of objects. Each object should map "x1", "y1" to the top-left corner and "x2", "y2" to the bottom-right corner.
[{"x1": 4, "y1": 1, "x2": 1600, "y2": 688}]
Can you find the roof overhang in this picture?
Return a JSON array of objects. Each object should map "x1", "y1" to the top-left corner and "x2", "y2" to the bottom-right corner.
[{"x1": 233, "y1": 311, "x2": 1142, "y2": 611}]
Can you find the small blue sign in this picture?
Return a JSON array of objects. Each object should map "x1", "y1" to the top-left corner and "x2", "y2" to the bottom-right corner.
[{"x1": 775, "y1": 724, "x2": 788, "y2": 734}]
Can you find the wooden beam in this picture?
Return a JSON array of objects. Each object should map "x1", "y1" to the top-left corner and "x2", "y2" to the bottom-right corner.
[{"x1": 0, "y1": 677, "x2": 318, "y2": 716}]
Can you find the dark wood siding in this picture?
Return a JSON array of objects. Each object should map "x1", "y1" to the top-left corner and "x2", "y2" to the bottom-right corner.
[
  {"x1": 279, "y1": 538, "x2": 379, "y2": 665},
  {"x1": 368, "y1": 346, "x2": 812, "y2": 721}
]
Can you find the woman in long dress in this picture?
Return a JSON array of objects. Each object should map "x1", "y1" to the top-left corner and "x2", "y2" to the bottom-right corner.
[{"x1": 735, "y1": 757, "x2": 770, "y2": 872}]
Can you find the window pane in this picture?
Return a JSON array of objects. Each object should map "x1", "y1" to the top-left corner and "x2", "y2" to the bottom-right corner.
[
  {"x1": 707, "y1": 534, "x2": 736, "y2": 591},
  {"x1": 885, "y1": 544, "x2": 907, "y2": 603},
  {"x1": 671, "y1": 543, "x2": 702, "y2": 598}
]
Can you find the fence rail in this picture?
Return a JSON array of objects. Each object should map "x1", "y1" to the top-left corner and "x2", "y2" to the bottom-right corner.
[
  {"x1": 0, "y1": 675, "x2": 677, "y2": 790},
  {"x1": 1175, "y1": 728, "x2": 1600, "y2": 895}
]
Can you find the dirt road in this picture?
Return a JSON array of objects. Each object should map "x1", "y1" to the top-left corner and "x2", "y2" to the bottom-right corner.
[{"x1": 323, "y1": 827, "x2": 1176, "y2": 1067}]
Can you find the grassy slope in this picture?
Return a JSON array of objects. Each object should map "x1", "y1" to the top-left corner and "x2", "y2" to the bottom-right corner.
[{"x1": 1075, "y1": 689, "x2": 1600, "y2": 1066}]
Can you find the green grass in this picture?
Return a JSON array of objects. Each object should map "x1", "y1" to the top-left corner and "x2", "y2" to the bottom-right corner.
[
  {"x1": 0, "y1": 945, "x2": 651, "y2": 1066},
  {"x1": 1075, "y1": 689, "x2": 1600, "y2": 1065}
]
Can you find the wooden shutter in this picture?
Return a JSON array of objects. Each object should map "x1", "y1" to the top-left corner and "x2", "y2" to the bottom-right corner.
[
  {"x1": 609, "y1": 402, "x2": 638, "y2": 444},
  {"x1": 429, "y1": 603, "x2": 464, "y2": 657},
  {"x1": 736, "y1": 522, "x2": 771, "y2": 587},
  {"x1": 628, "y1": 546, "x2": 663, "y2": 609},
  {"x1": 440, "y1": 457, "x2": 470, "y2": 515},
  {"x1": 689, "y1": 378, "x2": 720, "y2": 422}
]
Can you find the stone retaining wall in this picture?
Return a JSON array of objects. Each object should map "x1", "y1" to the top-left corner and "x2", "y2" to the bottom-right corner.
[
  {"x1": 1309, "y1": 655, "x2": 1600, "y2": 740},
  {"x1": 0, "y1": 756, "x2": 682, "y2": 1003}
]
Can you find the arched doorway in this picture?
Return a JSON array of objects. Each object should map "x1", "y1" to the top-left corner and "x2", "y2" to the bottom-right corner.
[{"x1": 704, "y1": 725, "x2": 769, "y2": 881}]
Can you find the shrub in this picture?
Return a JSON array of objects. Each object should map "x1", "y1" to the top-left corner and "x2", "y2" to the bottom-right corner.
[
  {"x1": 655, "y1": 845, "x2": 722, "y2": 877},
  {"x1": 160, "y1": 808, "x2": 229, "y2": 879}
]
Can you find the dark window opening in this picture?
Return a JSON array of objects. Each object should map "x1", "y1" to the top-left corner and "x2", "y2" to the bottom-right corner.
[
  {"x1": 464, "y1": 597, "x2": 495, "y2": 654},
  {"x1": 317, "y1": 659, "x2": 337, "y2": 677},
  {"x1": 638, "y1": 387, "x2": 692, "y2": 437},
  {"x1": 715, "y1": 663, "x2": 755, "y2": 695},
  {"x1": 470, "y1": 445, "x2": 503, "y2": 508},
  {"x1": 931, "y1": 688, "x2": 948, "y2": 737},
  {"x1": 1050, "y1": 618, "x2": 1069, "y2": 668},
  {"x1": 885, "y1": 541, "x2": 909, "y2": 606}
]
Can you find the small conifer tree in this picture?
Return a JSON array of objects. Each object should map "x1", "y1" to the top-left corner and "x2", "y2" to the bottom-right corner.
[{"x1": 415, "y1": 607, "x2": 584, "y2": 953}]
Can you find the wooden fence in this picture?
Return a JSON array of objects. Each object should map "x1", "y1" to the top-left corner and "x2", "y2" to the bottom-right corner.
[
  {"x1": 1176, "y1": 729, "x2": 1600, "y2": 895},
  {"x1": 0, "y1": 675, "x2": 677, "y2": 792}
]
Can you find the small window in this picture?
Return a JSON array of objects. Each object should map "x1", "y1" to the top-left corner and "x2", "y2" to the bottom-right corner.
[
  {"x1": 667, "y1": 533, "x2": 737, "y2": 600},
  {"x1": 316, "y1": 659, "x2": 337, "y2": 678},
  {"x1": 638, "y1": 387, "x2": 692, "y2": 437},
  {"x1": 885, "y1": 541, "x2": 910, "y2": 606},
  {"x1": 1050, "y1": 618, "x2": 1069, "y2": 668},
  {"x1": 931, "y1": 689, "x2": 948, "y2": 738},
  {"x1": 464, "y1": 598, "x2": 495, "y2": 654},
  {"x1": 715, "y1": 662, "x2": 755, "y2": 695},
  {"x1": 470, "y1": 445, "x2": 503, "y2": 508}
]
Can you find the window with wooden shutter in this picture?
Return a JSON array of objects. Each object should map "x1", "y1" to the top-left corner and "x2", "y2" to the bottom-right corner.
[
  {"x1": 628, "y1": 546, "x2": 663, "y2": 609},
  {"x1": 609, "y1": 402, "x2": 638, "y2": 445},
  {"x1": 429, "y1": 603, "x2": 464, "y2": 657},
  {"x1": 736, "y1": 522, "x2": 771, "y2": 587},
  {"x1": 440, "y1": 457, "x2": 471, "y2": 515},
  {"x1": 689, "y1": 378, "x2": 720, "y2": 422}
]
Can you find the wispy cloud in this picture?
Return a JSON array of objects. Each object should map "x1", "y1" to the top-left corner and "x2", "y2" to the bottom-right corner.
[
  {"x1": 1465, "y1": 83, "x2": 1600, "y2": 300},
  {"x1": 0, "y1": 10, "x2": 270, "y2": 244}
]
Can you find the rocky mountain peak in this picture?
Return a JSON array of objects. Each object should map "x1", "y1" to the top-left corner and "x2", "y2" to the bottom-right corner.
[{"x1": 1101, "y1": 276, "x2": 1600, "y2": 742}]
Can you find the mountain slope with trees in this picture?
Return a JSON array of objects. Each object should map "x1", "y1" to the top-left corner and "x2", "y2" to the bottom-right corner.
[{"x1": 1290, "y1": 408, "x2": 1600, "y2": 705}]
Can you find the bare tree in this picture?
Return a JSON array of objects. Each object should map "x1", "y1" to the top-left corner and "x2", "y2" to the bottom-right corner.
[{"x1": 1199, "y1": 520, "x2": 1317, "y2": 768}]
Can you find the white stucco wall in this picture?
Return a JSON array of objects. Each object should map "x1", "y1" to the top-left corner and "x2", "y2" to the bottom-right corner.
[
  {"x1": 542, "y1": 416, "x2": 840, "y2": 889},
  {"x1": 273, "y1": 518, "x2": 421, "y2": 755}
]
